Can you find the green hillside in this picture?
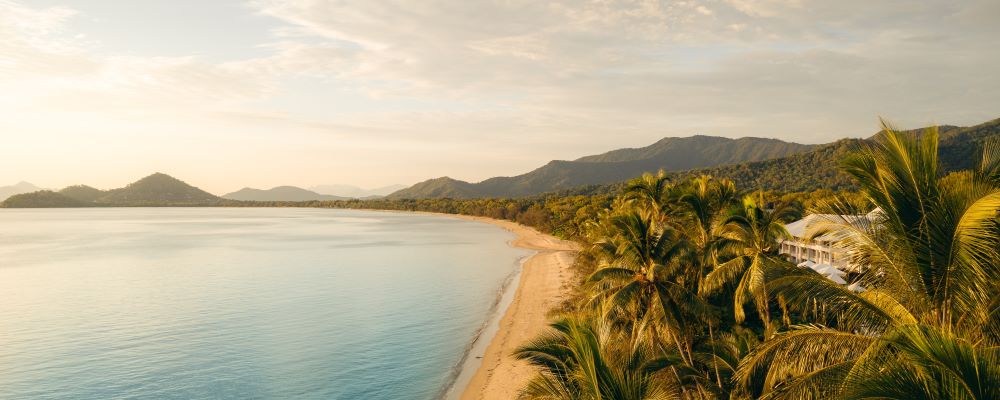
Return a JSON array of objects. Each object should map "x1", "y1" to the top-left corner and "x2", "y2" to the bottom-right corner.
[
  {"x1": 392, "y1": 177, "x2": 483, "y2": 199},
  {"x1": 575, "y1": 135, "x2": 814, "y2": 164},
  {"x1": 390, "y1": 136, "x2": 815, "y2": 199},
  {"x1": 2, "y1": 191, "x2": 90, "y2": 208},
  {"x1": 391, "y1": 118, "x2": 1000, "y2": 198},
  {"x1": 2, "y1": 173, "x2": 222, "y2": 208},
  {"x1": 59, "y1": 185, "x2": 106, "y2": 203},
  {"x1": 98, "y1": 173, "x2": 220, "y2": 205},
  {"x1": 669, "y1": 118, "x2": 1000, "y2": 192}
]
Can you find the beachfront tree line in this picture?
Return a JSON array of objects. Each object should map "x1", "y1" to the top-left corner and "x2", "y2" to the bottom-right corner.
[
  {"x1": 254, "y1": 123, "x2": 995, "y2": 398},
  {"x1": 511, "y1": 125, "x2": 1000, "y2": 399}
]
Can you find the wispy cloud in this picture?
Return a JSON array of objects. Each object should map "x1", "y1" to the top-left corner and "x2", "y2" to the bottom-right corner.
[{"x1": 1, "y1": 0, "x2": 998, "y2": 192}]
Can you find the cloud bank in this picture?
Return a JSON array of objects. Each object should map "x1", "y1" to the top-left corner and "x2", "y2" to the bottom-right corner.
[{"x1": 1, "y1": 0, "x2": 998, "y2": 192}]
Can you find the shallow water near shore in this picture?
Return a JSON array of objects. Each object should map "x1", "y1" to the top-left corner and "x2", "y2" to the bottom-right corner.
[{"x1": 0, "y1": 208, "x2": 530, "y2": 399}]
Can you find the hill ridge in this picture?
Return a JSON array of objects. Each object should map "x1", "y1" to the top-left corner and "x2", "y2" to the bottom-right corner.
[
  {"x1": 389, "y1": 118, "x2": 1000, "y2": 199},
  {"x1": 390, "y1": 135, "x2": 816, "y2": 199}
]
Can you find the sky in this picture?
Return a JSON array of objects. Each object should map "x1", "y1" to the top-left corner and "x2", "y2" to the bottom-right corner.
[{"x1": 1, "y1": 0, "x2": 998, "y2": 194}]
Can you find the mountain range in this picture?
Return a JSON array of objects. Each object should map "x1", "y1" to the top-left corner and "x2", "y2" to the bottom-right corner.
[
  {"x1": 309, "y1": 184, "x2": 407, "y2": 198},
  {"x1": 389, "y1": 136, "x2": 818, "y2": 199},
  {"x1": 389, "y1": 135, "x2": 817, "y2": 199},
  {"x1": 2, "y1": 175, "x2": 402, "y2": 207},
  {"x1": 4, "y1": 117, "x2": 997, "y2": 207},
  {"x1": 388, "y1": 118, "x2": 1000, "y2": 199},
  {"x1": 2, "y1": 173, "x2": 222, "y2": 207},
  {"x1": 223, "y1": 186, "x2": 348, "y2": 201},
  {"x1": 222, "y1": 184, "x2": 407, "y2": 201}
]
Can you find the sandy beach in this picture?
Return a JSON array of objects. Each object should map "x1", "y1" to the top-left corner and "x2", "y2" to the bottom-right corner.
[{"x1": 450, "y1": 216, "x2": 579, "y2": 400}]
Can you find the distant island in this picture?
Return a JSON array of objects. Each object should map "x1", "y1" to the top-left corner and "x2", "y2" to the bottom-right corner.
[
  {"x1": 3, "y1": 175, "x2": 394, "y2": 207},
  {"x1": 3, "y1": 173, "x2": 226, "y2": 208}
]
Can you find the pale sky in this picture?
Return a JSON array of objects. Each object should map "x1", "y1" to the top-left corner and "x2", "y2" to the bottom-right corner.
[{"x1": 1, "y1": 0, "x2": 998, "y2": 194}]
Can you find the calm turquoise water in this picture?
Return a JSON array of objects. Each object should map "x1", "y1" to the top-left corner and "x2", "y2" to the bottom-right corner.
[{"x1": 0, "y1": 208, "x2": 530, "y2": 399}]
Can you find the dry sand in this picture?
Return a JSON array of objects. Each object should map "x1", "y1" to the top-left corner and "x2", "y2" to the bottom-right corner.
[{"x1": 451, "y1": 216, "x2": 579, "y2": 400}]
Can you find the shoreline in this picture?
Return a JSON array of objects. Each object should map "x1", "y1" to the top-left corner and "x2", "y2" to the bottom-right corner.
[
  {"x1": 443, "y1": 252, "x2": 529, "y2": 400},
  {"x1": 443, "y1": 215, "x2": 578, "y2": 400},
  {"x1": 360, "y1": 210, "x2": 579, "y2": 398},
  {"x1": 4, "y1": 207, "x2": 579, "y2": 397}
]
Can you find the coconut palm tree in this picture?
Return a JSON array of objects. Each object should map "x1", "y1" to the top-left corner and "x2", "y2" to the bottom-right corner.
[
  {"x1": 586, "y1": 207, "x2": 708, "y2": 367},
  {"x1": 674, "y1": 176, "x2": 738, "y2": 252},
  {"x1": 514, "y1": 314, "x2": 683, "y2": 400},
  {"x1": 735, "y1": 124, "x2": 1000, "y2": 399},
  {"x1": 624, "y1": 171, "x2": 673, "y2": 215},
  {"x1": 671, "y1": 175, "x2": 740, "y2": 292},
  {"x1": 690, "y1": 327, "x2": 761, "y2": 399},
  {"x1": 700, "y1": 193, "x2": 801, "y2": 327}
]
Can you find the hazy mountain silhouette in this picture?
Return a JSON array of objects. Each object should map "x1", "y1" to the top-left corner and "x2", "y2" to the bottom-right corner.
[
  {"x1": 223, "y1": 186, "x2": 349, "y2": 201},
  {"x1": 309, "y1": 184, "x2": 407, "y2": 198},
  {"x1": 0, "y1": 181, "x2": 43, "y2": 201}
]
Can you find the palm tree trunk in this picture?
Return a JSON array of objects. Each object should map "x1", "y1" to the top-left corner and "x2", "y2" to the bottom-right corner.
[{"x1": 708, "y1": 321, "x2": 723, "y2": 388}]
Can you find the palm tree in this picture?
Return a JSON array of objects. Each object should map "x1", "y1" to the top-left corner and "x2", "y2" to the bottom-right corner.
[
  {"x1": 624, "y1": 171, "x2": 673, "y2": 215},
  {"x1": 514, "y1": 314, "x2": 682, "y2": 400},
  {"x1": 736, "y1": 124, "x2": 1000, "y2": 399},
  {"x1": 690, "y1": 327, "x2": 761, "y2": 399},
  {"x1": 586, "y1": 208, "x2": 708, "y2": 367},
  {"x1": 671, "y1": 175, "x2": 739, "y2": 292},
  {"x1": 701, "y1": 193, "x2": 801, "y2": 327},
  {"x1": 674, "y1": 176, "x2": 738, "y2": 252}
]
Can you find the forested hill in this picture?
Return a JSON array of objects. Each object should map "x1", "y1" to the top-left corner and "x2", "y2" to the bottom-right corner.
[
  {"x1": 574, "y1": 135, "x2": 813, "y2": 164},
  {"x1": 2, "y1": 173, "x2": 224, "y2": 207},
  {"x1": 389, "y1": 135, "x2": 815, "y2": 199},
  {"x1": 391, "y1": 118, "x2": 1000, "y2": 198},
  {"x1": 99, "y1": 173, "x2": 220, "y2": 205},
  {"x1": 664, "y1": 118, "x2": 1000, "y2": 192}
]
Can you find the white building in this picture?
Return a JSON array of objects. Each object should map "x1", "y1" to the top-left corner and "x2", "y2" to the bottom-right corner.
[
  {"x1": 778, "y1": 209, "x2": 880, "y2": 287},
  {"x1": 778, "y1": 214, "x2": 849, "y2": 269}
]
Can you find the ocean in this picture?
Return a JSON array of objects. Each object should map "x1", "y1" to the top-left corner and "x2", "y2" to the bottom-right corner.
[{"x1": 0, "y1": 208, "x2": 531, "y2": 399}]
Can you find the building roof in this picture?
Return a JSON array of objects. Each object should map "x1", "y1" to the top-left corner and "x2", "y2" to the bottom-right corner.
[{"x1": 783, "y1": 210, "x2": 878, "y2": 241}]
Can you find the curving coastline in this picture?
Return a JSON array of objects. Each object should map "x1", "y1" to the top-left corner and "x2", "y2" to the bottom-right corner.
[
  {"x1": 441, "y1": 252, "x2": 527, "y2": 400},
  {"x1": 352, "y1": 210, "x2": 579, "y2": 398},
  {"x1": 448, "y1": 216, "x2": 578, "y2": 400}
]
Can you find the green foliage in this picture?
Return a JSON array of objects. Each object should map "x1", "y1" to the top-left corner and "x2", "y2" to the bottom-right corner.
[
  {"x1": 514, "y1": 314, "x2": 682, "y2": 400},
  {"x1": 4, "y1": 118, "x2": 997, "y2": 398},
  {"x1": 99, "y1": 172, "x2": 220, "y2": 205},
  {"x1": 702, "y1": 195, "x2": 801, "y2": 326},
  {"x1": 58, "y1": 185, "x2": 106, "y2": 203},
  {"x1": 2, "y1": 190, "x2": 90, "y2": 208},
  {"x1": 513, "y1": 121, "x2": 999, "y2": 399},
  {"x1": 2, "y1": 173, "x2": 226, "y2": 208},
  {"x1": 736, "y1": 122, "x2": 1000, "y2": 399}
]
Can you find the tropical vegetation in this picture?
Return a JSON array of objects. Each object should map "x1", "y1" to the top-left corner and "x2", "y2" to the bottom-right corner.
[
  {"x1": 2, "y1": 118, "x2": 996, "y2": 398},
  {"x1": 512, "y1": 122, "x2": 1000, "y2": 399}
]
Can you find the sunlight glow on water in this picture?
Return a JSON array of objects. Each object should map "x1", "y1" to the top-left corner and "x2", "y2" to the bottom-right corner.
[{"x1": 0, "y1": 208, "x2": 529, "y2": 399}]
